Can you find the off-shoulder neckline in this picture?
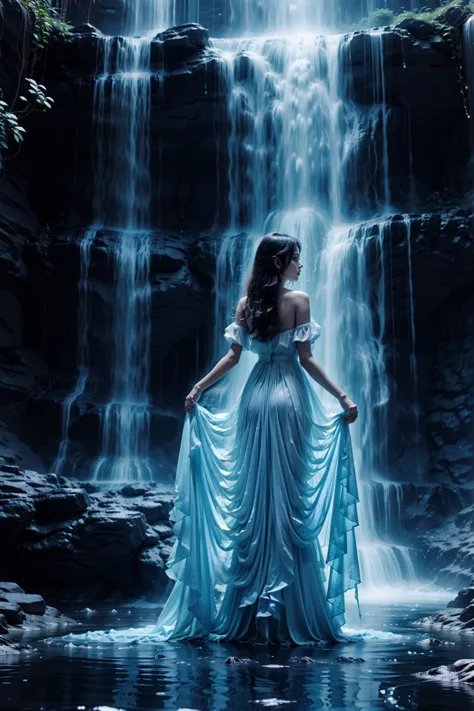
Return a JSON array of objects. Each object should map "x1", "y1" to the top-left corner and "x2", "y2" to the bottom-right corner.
[
  {"x1": 235, "y1": 320, "x2": 312, "y2": 336},
  {"x1": 275, "y1": 320, "x2": 311, "y2": 335}
]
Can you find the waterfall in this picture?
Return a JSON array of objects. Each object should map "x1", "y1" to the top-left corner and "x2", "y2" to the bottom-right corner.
[
  {"x1": 55, "y1": 36, "x2": 153, "y2": 482},
  {"x1": 228, "y1": 0, "x2": 331, "y2": 35},
  {"x1": 212, "y1": 31, "x2": 421, "y2": 593},
  {"x1": 125, "y1": 1, "x2": 177, "y2": 36}
]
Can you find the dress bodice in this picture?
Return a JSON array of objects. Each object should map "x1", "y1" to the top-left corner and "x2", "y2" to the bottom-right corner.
[{"x1": 224, "y1": 318, "x2": 321, "y2": 362}]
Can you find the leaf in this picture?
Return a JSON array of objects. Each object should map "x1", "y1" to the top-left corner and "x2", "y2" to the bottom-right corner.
[{"x1": 19, "y1": 96, "x2": 27, "y2": 102}]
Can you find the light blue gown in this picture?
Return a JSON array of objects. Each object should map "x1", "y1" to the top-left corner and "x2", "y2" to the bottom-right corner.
[{"x1": 55, "y1": 318, "x2": 361, "y2": 647}]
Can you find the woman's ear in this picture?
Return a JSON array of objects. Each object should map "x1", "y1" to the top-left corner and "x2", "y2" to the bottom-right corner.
[{"x1": 273, "y1": 256, "x2": 281, "y2": 271}]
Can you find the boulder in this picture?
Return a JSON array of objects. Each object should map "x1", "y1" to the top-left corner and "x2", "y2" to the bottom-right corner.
[
  {"x1": 443, "y1": 5, "x2": 472, "y2": 28},
  {"x1": 34, "y1": 489, "x2": 90, "y2": 521},
  {"x1": 0, "y1": 636, "x2": 33, "y2": 653},
  {"x1": 395, "y1": 18, "x2": 436, "y2": 40},
  {"x1": 448, "y1": 587, "x2": 474, "y2": 609},
  {"x1": 0, "y1": 602, "x2": 25, "y2": 625},
  {"x1": 420, "y1": 658, "x2": 474, "y2": 684},
  {"x1": 133, "y1": 501, "x2": 166, "y2": 525},
  {"x1": 151, "y1": 24, "x2": 210, "y2": 66},
  {"x1": 0, "y1": 582, "x2": 24, "y2": 594},
  {"x1": 138, "y1": 547, "x2": 168, "y2": 595},
  {"x1": 0, "y1": 593, "x2": 46, "y2": 615},
  {"x1": 121, "y1": 484, "x2": 149, "y2": 498}
]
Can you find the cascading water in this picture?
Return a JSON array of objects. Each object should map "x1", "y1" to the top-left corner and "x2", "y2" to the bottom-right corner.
[
  {"x1": 228, "y1": 0, "x2": 331, "y2": 35},
  {"x1": 125, "y1": 1, "x2": 176, "y2": 36},
  {"x1": 55, "y1": 36, "x2": 153, "y2": 482},
  {"x1": 212, "y1": 31, "x2": 421, "y2": 595}
]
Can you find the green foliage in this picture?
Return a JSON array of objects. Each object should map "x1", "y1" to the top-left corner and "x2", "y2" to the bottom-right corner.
[
  {"x1": 0, "y1": 103, "x2": 25, "y2": 150},
  {"x1": 0, "y1": 2, "x2": 66, "y2": 165},
  {"x1": 20, "y1": 0, "x2": 70, "y2": 51},
  {"x1": 0, "y1": 78, "x2": 54, "y2": 161},
  {"x1": 396, "y1": 0, "x2": 469, "y2": 24},
  {"x1": 367, "y1": 9, "x2": 396, "y2": 28},
  {"x1": 354, "y1": 0, "x2": 471, "y2": 31}
]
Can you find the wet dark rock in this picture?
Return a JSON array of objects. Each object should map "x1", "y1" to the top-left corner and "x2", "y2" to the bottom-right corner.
[
  {"x1": 225, "y1": 656, "x2": 245, "y2": 664},
  {"x1": 34, "y1": 489, "x2": 90, "y2": 521},
  {"x1": 121, "y1": 484, "x2": 150, "y2": 498},
  {"x1": 0, "y1": 593, "x2": 46, "y2": 615},
  {"x1": 70, "y1": 23, "x2": 103, "y2": 36},
  {"x1": 359, "y1": 212, "x2": 474, "y2": 498},
  {"x1": 143, "y1": 526, "x2": 160, "y2": 547},
  {"x1": 416, "y1": 587, "x2": 474, "y2": 634},
  {"x1": 137, "y1": 547, "x2": 168, "y2": 595},
  {"x1": 0, "y1": 602, "x2": 25, "y2": 625},
  {"x1": 417, "y1": 638, "x2": 443, "y2": 647},
  {"x1": 335, "y1": 656, "x2": 366, "y2": 663},
  {"x1": 396, "y1": 18, "x2": 436, "y2": 40},
  {"x1": 443, "y1": 5, "x2": 472, "y2": 28},
  {"x1": 0, "y1": 615, "x2": 7, "y2": 634},
  {"x1": 134, "y1": 501, "x2": 167, "y2": 525},
  {"x1": 151, "y1": 24, "x2": 210, "y2": 67},
  {"x1": 420, "y1": 658, "x2": 474, "y2": 684},
  {"x1": 459, "y1": 605, "x2": 474, "y2": 623},
  {"x1": 0, "y1": 469, "x2": 175, "y2": 601},
  {"x1": 0, "y1": 582, "x2": 24, "y2": 594},
  {"x1": 0, "y1": 636, "x2": 34, "y2": 654},
  {"x1": 448, "y1": 587, "x2": 474, "y2": 609}
]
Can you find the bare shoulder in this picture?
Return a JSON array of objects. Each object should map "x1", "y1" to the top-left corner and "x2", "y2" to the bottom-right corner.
[
  {"x1": 286, "y1": 290, "x2": 309, "y2": 306},
  {"x1": 236, "y1": 295, "x2": 248, "y2": 325}
]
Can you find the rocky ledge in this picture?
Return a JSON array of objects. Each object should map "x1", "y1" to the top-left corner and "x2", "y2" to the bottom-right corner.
[
  {"x1": 0, "y1": 465, "x2": 176, "y2": 602},
  {"x1": 0, "y1": 580, "x2": 75, "y2": 654},
  {"x1": 415, "y1": 586, "x2": 474, "y2": 634}
]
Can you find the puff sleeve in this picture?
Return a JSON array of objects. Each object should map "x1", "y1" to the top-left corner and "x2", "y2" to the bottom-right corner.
[
  {"x1": 292, "y1": 318, "x2": 321, "y2": 343},
  {"x1": 224, "y1": 322, "x2": 250, "y2": 350}
]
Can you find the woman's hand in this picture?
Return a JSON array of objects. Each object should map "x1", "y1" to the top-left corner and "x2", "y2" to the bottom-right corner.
[
  {"x1": 338, "y1": 394, "x2": 359, "y2": 424},
  {"x1": 184, "y1": 385, "x2": 202, "y2": 412}
]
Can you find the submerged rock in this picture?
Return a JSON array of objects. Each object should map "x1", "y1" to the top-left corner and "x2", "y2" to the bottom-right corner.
[
  {"x1": 418, "y1": 658, "x2": 474, "y2": 684},
  {"x1": 0, "y1": 636, "x2": 34, "y2": 654}
]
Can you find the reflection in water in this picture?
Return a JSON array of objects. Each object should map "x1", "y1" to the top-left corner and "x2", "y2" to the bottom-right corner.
[{"x1": 1, "y1": 605, "x2": 473, "y2": 710}]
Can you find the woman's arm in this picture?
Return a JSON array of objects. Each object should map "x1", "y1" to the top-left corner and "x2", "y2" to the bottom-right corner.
[
  {"x1": 294, "y1": 293, "x2": 359, "y2": 424},
  {"x1": 184, "y1": 299, "x2": 246, "y2": 412}
]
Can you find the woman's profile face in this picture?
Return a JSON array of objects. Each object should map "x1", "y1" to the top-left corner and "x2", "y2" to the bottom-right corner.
[{"x1": 280, "y1": 247, "x2": 303, "y2": 283}]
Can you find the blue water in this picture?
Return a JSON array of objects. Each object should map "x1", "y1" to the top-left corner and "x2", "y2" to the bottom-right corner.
[{"x1": 1, "y1": 602, "x2": 473, "y2": 710}]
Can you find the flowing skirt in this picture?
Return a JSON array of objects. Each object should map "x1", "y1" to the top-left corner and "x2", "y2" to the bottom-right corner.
[{"x1": 154, "y1": 355, "x2": 361, "y2": 645}]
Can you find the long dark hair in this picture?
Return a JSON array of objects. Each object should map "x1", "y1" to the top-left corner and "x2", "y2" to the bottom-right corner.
[{"x1": 243, "y1": 232, "x2": 301, "y2": 342}]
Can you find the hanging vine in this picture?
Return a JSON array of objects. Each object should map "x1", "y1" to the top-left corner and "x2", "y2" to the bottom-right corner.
[{"x1": 0, "y1": 0, "x2": 70, "y2": 167}]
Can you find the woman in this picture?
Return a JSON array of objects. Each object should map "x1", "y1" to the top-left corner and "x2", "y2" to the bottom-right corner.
[
  {"x1": 56, "y1": 232, "x2": 361, "y2": 647},
  {"x1": 154, "y1": 233, "x2": 360, "y2": 644}
]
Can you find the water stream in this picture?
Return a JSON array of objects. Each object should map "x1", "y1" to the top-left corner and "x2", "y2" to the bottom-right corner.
[{"x1": 55, "y1": 36, "x2": 154, "y2": 482}]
